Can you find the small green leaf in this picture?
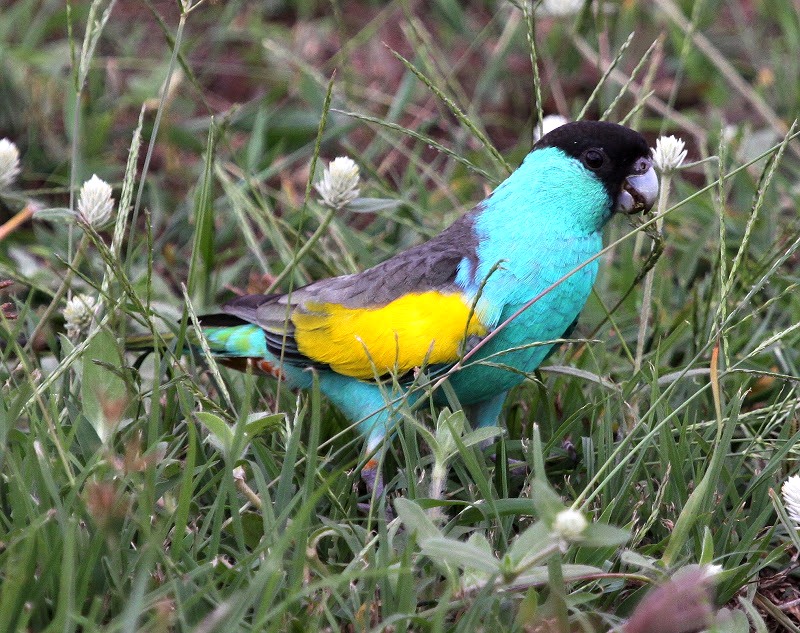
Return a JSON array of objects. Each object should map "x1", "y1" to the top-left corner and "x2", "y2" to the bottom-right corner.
[
  {"x1": 33, "y1": 207, "x2": 77, "y2": 222},
  {"x1": 421, "y1": 536, "x2": 501, "y2": 574},
  {"x1": 700, "y1": 526, "x2": 714, "y2": 565},
  {"x1": 713, "y1": 608, "x2": 752, "y2": 633},
  {"x1": 435, "y1": 408, "x2": 466, "y2": 461},
  {"x1": 530, "y1": 479, "x2": 567, "y2": 523},
  {"x1": 196, "y1": 411, "x2": 234, "y2": 457},
  {"x1": 459, "y1": 498, "x2": 536, "y2": 521},
  {"x1": 345, "y1": 197, "x2": 404, "y2": 213},
  {"x1": 394, "y1": 498, "x2": 442, "y2": 544},
  {"x1": 461, "y1": 426, "x2": 503, "y2": 447},
  {"x1": 579, "y1": 523, "x2": 630, "y2": 548},
  {"x1": 507, "y1": 521, "x2": 551, "y2": 567},
  {"x1": 509, "y1": 564, "x2": 602, "y2": 590},
  {"x1": 244, "y1": 412, "x2": 284, "y2": 439},
  {"x1": 620, "y1": 550, "x2": 661, "y2": 572},
  {"x1": 81, "y1": 328, "x2": 129, "y2": 444}
]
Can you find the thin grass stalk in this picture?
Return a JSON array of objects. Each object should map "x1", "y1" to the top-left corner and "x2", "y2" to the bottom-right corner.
[
  {"x1": 272, "y1": 74, "x2": 335, "y2": 411},
  {"x1": 522, "y1": 0, "x2": 545, "y2": 141},
  {"x1": 654, "y1": 0, "x2": 794, "y2": 149},
  {"x1": 127, "y1": 8, "x2": 188, "y2": 261},
  {"x1": 386, "y1": 45, "x2": 512, "y2": 174},
  {"x1": 570, "y1": 32, "x2": 706, "y2": 143},
  {"x1": 576, "y1": 32, "x2": 635, "y2": 121},
  {"x1": 657, "y1": 0, "x2": 709, "y2": 136},
  {"x1": 634, "y1": 169, "x2": 672, "y2": 375},
  {"x1": 68, "y1": 0, "x2": 117, "y2": 267},
  {"x1": 601, "y1": 36, "x2": 661, "y2": 122}
]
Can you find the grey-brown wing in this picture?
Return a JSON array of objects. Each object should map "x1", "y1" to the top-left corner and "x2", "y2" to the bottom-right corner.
[{"x1": 219, "y1": 210, "x2": 480, "y2": 366}]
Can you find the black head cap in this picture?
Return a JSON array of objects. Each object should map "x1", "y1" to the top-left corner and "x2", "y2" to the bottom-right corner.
[{"x1": 534, "y1": 120, "x2": 652, "y2": 200}]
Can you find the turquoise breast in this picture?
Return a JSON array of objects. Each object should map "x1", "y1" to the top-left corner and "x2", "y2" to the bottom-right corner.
[{"x1": 447, "y1": 237, "x2": 601, "y2": 404}]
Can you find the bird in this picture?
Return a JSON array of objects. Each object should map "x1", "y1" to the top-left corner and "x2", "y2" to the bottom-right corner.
[{"x1": 196, "y1": 121, "x2": 658, "y2": 499}]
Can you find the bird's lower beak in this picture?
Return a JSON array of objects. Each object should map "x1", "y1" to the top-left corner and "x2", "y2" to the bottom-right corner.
[{"x1": 616, "y1": 165, "x2": 659, "y2": 214}]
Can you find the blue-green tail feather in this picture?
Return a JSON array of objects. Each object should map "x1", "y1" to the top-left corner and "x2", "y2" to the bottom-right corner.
[{"x1": 201, "y1": 324, "x2": 268, "y2": 358}]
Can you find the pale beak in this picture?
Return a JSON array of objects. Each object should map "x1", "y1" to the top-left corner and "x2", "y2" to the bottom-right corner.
[{"x1": 616, "y1": 161, "x2": 659, "y2": 214}]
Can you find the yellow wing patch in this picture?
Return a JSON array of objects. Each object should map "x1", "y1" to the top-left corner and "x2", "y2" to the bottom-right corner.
[{"x1": 292, "y1": 291, "x2": 486, "y2": 379}]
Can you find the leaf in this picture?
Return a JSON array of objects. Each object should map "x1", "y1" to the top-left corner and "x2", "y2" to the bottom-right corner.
[
  {"x1": 421, "y1": 536, "x2": 501, "y2": 574},
  {"x1": 196, "y1": 411, "x2": 234, "y2": 457},
  {"x1": 244, "y1": 412, "x2": 285, "y2": 439},
  {"x1": 81, "y1": 328, "x2": 129, "y2": 444},
  {"x1": 33, "y1": 207, "x2": 77, "y2": 222},
  {"x1": 461, "y1": 426, "x2": 503, "y2": 448},
  {"x1": 530, "y1": 479, "x2": 567, "y2": 523},
  {"x1": 507, "y1": 521, "x2": 551, "y2": 567},
  {"x1": 435, "y1": 408, "x2": 466, "y2": 461},
  {"x1": 620, "y1": 550, "x2": 660, "y2": 572},
  {"x1": 579, "y1": 523, "x2": 630, "y2": 548},
  {"x1": 508, "y1": 565, "x2": 602, "y2": 590},
  {"x1": 345, "y1": 197, "x2": 404, "y2": 214},
  {"x1": 394, "y1": 498, "x2": 442, "y2": 544},
  {"x1": 458, "y1": 498, "x2": 536, "y2": 522}
]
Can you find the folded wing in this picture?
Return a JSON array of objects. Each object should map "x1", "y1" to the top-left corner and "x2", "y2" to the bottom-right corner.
[{"x1": 214, "y1": 213, "x2": 489, "y2": 380}]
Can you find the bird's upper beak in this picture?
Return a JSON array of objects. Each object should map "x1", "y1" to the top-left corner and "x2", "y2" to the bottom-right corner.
[{"x1": 616, "y1": 158, "x2": 659, "y2": 214}]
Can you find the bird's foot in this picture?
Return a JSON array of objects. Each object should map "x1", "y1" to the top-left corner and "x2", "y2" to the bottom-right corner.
[{"x1": 357, "y1": 458, "x2": 394, "y2": 519}]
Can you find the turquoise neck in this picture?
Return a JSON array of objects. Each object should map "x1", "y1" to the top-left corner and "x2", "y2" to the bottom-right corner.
[{"x1": 457, "y1": 147, "x2": 611, "y2": 326}]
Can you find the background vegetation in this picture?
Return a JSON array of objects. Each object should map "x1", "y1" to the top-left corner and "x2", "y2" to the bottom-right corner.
[{"x1": 2, "y1": 0, "x2": 800, "y2": 629}]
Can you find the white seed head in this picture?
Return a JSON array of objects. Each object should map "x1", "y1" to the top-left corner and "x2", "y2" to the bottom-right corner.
[
  {"x1": 315, "y1": 156, "x2": 360, "y2": 209},
  {"x1": 77, "y1": 174, "x2": 115, "y2": 228},
  {"x1": 783, "y1": 475, "x2": 800, "y2": 524},
  {"x1": 533, "y1": 114, "x2": 570, "y2": 143},
  {"x1": 0, "y1": 138, "x2": 21, "y2": 190},
  {"x1": 62, "y1": 293, "x2": 97, "y2": 339},
  {"x1": 540, "y1": 0, "x2": 583, "y2": 17},
  {"x1": 652, "y1": 135, "x2": 688, "y2": 173},
  {"x1": 552, "y1": 508, "x2": 588, "y2": 542}
]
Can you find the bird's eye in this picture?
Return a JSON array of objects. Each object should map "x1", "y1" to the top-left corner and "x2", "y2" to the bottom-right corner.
[
  {"x1": 582, "y1": 148, "x2": 606, "y2": 170},
  {"x1": 632, "y1": 156, "x2": 651, "y2": 174}
]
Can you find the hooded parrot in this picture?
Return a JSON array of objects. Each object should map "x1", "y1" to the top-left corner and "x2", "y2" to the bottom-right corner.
[{"x1": 197, "y1": 121, "x2": 658, "y2": 499}]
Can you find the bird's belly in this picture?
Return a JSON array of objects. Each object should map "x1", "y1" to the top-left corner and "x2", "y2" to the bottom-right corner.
[{"x1": 445, "y1": 263, "x2": 596, "y2": 404}]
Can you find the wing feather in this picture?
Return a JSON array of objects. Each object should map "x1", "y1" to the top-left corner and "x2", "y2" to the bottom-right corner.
[{"x1": 218, "y1": 211, "x2": 487, "y2": 378}]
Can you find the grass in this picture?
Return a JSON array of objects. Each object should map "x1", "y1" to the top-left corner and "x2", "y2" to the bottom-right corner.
[{"x1": 2, "y1": 0, "x2": 800, "y2": 630}]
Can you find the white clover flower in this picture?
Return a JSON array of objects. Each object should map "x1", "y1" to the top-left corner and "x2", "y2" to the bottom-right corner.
[
  {"x1": 552, "y1": 508, "x2": 588, "y2": 543},
  {"x1": 652, "y1": 135, "x2": 688, "y2": 174},
  {"x1": 63, "y1": 293, "x2": 97, "y2": 339},
  {"x1": 77, "y1": 174, "x2": 115, "y2": 228},
  {"x1": 533, "y1": 114, "x2": 570, "y2": 143},
  {"x1": 721, "y1": 124, "x2": 740, "y2": 145},
  {"x1": 540, "y1": 0, "x2": 583, "y2": 17},
  {"x1": 782, "y1": 475, "x2": 800, "y2": 524},
  {"x1": 315, "y1": 156, "x2": 360, "y2": 210},
  {"x1": 0, "y1": 138, "x2": 21, "y2": 190}
]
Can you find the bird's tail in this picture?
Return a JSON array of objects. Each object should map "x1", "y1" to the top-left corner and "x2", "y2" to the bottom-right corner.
[
  {"x1": 192, "y1": 310, "x2": 267, "y2": 356},
  {"x1": 198, "y1": 317, "x2": 287, "y2": 378},
  {"x1": 126, "y1": 315, "x2": 286, "y2": 379}
]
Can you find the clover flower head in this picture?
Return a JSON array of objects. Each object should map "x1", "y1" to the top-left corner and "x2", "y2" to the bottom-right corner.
[
  {"x1": 0, "y1": 138, "x2": 21, "y2": 190},
  {"x1": 77, "y1": 175, "x2": 115, "y2": 228},
  {"x1": 552, "y1": 508, "x2": 588, "y2": 543},
  {"x1": 540, "y1": 0, "x2": 583, "y2": 17},
  {"x1": 315, "y1": 157, "x2": 360, "y2": 209},
  {"x1": 533, "y1": 114, "x2": 570, "y2": 143},
  {"x1": 652, "y1": 135, "x2": 688, "y2": 174},
  {"x1": 783, "y1": 475, "x2": 800, "y2": 525},
  {"x1": 63, "y1": 293, "x2": 97, "y2": 339}
]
